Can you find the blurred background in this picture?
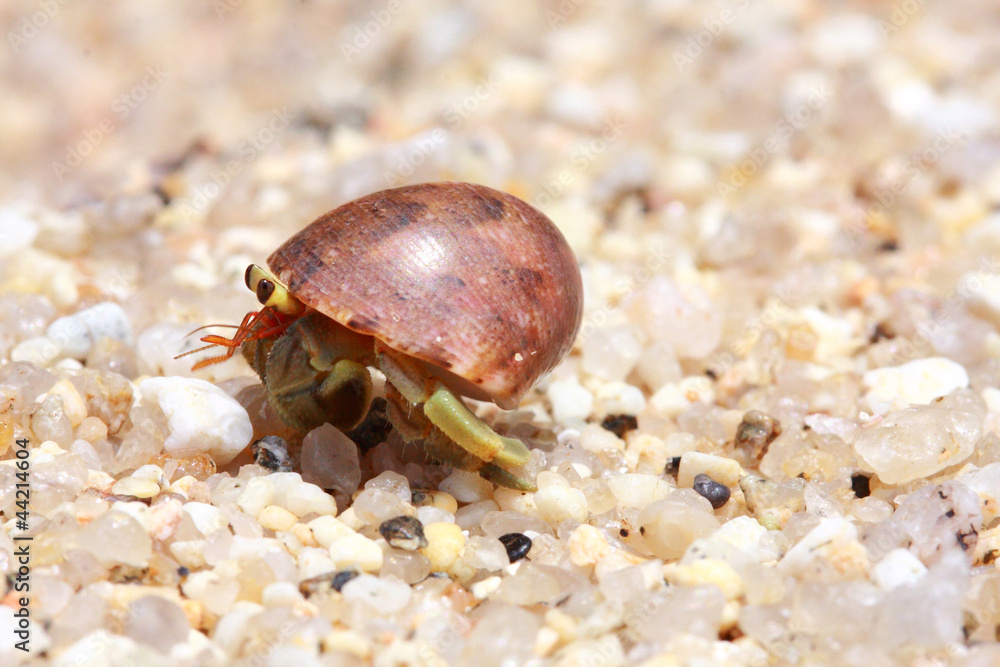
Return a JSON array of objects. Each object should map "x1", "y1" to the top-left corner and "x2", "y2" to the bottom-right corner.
[{"x1": 1, "y1": 0, "x2": 999, "y2": 370}]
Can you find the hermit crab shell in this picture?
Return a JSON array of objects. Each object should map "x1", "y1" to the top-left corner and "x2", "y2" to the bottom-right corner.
[{"x1": 266, "y1": 182, "x2": 584, "y2": 410}]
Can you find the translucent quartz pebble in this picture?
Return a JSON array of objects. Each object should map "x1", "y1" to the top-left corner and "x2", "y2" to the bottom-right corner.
[
  {"x1": 887, "y1": 482, "x2": 982, "y2": 565},
  {"x1": 71, "y1": 511, "x2": 152, "y2": 567},
  {"x1": 31, "y1": 394, "x2": 74, "y2": 446},
  {"x1": 638, "y1": 490, "x2": 720, "y2": 561},
  {"x1": 124, "y1": 596, "x2": 189, "y2": 653},
  {"x1": 624, "y1": 275, "x2": 721, "y2": 359},
  {"x1": 46, "y1": 302, "x2": 133, "y2": 360},
  {"x1": 139, "y1": 377, "x2": 253, "y2": 465},
  {"x1": 460, "y1": 602, "x2": 541, "y2": 667},
  {"x1": 853, "y1": 389, "x2": 985, "y2": 485},
  {"x1": 31, "y1": 452, "x2": 88, "y2": 516},
  {"x1": 341, "y1": 574, "x2": 412, "y2": 613},
  {"x1": 0, "y1": 205, "x2": 39, "y2": 258},
  {"x1": 862, "y1": 357, "x2": 969, "y2": 415},
  {"x1": 581, "y1": 324, "x2": 642, "y2": 381},
  {"x1": 301, "y1": 424, "x2": 360, "y2": 494}
]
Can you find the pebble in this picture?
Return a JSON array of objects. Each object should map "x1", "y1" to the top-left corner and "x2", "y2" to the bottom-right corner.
[
  {"x1": 664, "y1": 558, "x2": 744, "y2": 600},
  {"x1": 568, "y1": 524, "x2": 613, "y2": 567},
  {"x1": 498, "y1": 532, "x2": 532, "y2": 562},
  {"x1": 340, "y1": 574, "x2": 412, "y2": 613},
  {"x1": 46, "y1": 302, "x2": 134, "y2": 360},
  {"x1": 779, "y1": 517, "x2": 868, "y2": 578},
  {"x1": 871, "y1": 548, "x2": 927, "y2": 591},
  {"x1": 0, "y1": 204, "x2": 39, "y2": 257},
  {"x1": 678, "y1": 451, "x2": 743, "y2": 489},
  {"x1": 111, "y1": 477, "x2": 161, "y2": 499},
  {"x1": 581, "y1": 325, "x2": 642, "y2": 382},
  {"x1": 301, "y1": 424, "x2": 360, "y2": 493},
  {"x1": 138, "y1": 376, "x2": 253, "y2": 465},
  {"x1": 328, "y1": 533, "x2": 383, "y2": 572},
  {"x1": 691, "y1": 474, "x2": 731, "y2": 509},
  {"x1": 378, "y1": 516, "x2": 428, "y2": 551},
  {"x1": 258, "y1": 505, "x2": 299, "y2": 532},
  {"x1": 438, "y1": 469, "x2": 494, "y2": 503},
  {"x1": 853, "y1": 389, "x2": 985, "y2": 485},
  {"x1": 861, "y1": 357, "x2": 970, "y2": 415},
  {"x1": 592, "y1": 381, "x2": 646, "y2": 418},
  {"x1": 606, "y1": 473, "x2": 670, "y2": 510},
  {"x1": 546, "y1": 378, "x2": 594, "y2": 422},
  {"x1": 639, "y1": 492, "x2": 721, "y2": 561},
  {"x1": 420, "y1": 523, "x2": 466, "y2": 571},
  {"x1": 250, "y1": 436, "x2": 293, "y2": 472},
  {"x1": 300, "y1": 569, "x2": 359, "y2": 596},
  {"x1": 183, "y1": 502, "x2": 229, "y2": 535},
  {"x1": 534, "y1": 483, "x2": 589, "y2": 524},
  {"x1": 236, "y1": 476, "x2": 275, "y2": 518},
  {"x1": 46, "y1": 379, "x2": 88, "y2": 427}
]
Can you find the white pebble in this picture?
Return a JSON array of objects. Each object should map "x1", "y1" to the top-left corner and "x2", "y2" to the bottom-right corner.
[
  {"x1": 183, "y1": 502, "x2": 229, "y2": 535},
  {"x1": 534, "y1": 484, "x2": 588, "y2": 524},
  {"x1": 237, "y1": 476, "x2": 275, "y2": 518},
  {"x1": 677, "y1": 452, "x2": 743, "y2": 488},
  {"x1": 341, "y1": 574, "x2": 412, "y2": 613},
  {"x1": 607, "y1": 474, "x2": 671, "y2": 510},
  {"x1": 10, "y1": 336, "x2": 61, "y2": 366},
  {"x1": 46, "y1": 379, "x2": 88, "y2": 426},
  {"x1": 546, "y1": 378, "x2": 594, "y2": 422},
  {"x1": 280, "y1": 481, "x2": 338, "y2": 518},
  {"x1": 592, "y1": 381, "x2": 646, "y2": 419},
  {"x1": 46, "y1": 302, "x2": 133, "y2": 360},
  {"x1": 862, "y1": 357, "x2": 969, "y2": 415},
  {"x1": 328, "y1": 533, "x2": 384, "y2": 572},
  {"x1": 258, "y1": 505, "x2": 299, "y2": 532},
  {"x1": 439, "y1": 469, "x2": 495, "y2": 503},
  {"x1": 307, "y1": 515, "x2": 355, "y2": 548},
  {"x1": 0, "y1": 205, "x2": 39, "y2": 257},
  {"x1": 111, "y1": 477, "x2": 160, "y2": 499},
  {"x1": 581, "y1": 325, "x2": 642, "y2": 382},
  {"x1": 139, "y1": 376, "x2": 253, "y2": 465},
  {"x1": 871, "y1": 548, "x2": 927, "y2": 591}
]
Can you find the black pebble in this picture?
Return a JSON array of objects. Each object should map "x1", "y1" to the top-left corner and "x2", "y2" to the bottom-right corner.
[
  {"x1": 851, "y1": 473, "x2": 871, "y2": 498},
  {"x1": 378, "y1": 515, "x2": 428, "y2": 550},
  {"x1": 346, "y1": 397, "x2": 393, "y2": 454},
  {"x1": 600, "y1": 414, "x2": 638, "y2": 439},
  {"x1": 498, "y1": 533, "x2": 532, "y2": 562},
  {"x1": 251, "y1": 435, "x2": 293, "y2": 472},
  {"x1": 330, "y1": 570, "x2": 359, "y2": 592},
  {"x1": 664, "y1": 457, "x2": 682, "y2": 477},
  {"x1": 693, "y1": 473, "x2": 731, "y2": 509}
]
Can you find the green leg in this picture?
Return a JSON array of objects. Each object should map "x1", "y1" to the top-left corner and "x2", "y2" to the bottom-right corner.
[{"x1": 377, "y1": 343, "x2": 534, "y2": 488}]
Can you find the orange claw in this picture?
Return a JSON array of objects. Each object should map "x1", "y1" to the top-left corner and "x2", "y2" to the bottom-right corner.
[{"x1": 175, "y1": 307, "x2": 297, "y2": 370}]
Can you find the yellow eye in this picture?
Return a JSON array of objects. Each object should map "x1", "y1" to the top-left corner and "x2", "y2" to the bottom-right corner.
[{"x1": 244, "y1": 264, "x2": 305, "y2": 316}]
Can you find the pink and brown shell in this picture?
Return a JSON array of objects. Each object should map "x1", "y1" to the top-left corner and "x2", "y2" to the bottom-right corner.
[{"x1": 266, "y1": 182, "x2": 583, "y2": 410}]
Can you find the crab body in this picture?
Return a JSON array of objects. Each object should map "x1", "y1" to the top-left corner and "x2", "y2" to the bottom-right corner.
[{"x1": 195, "y1": 182, "x2": 583, "y2": 490}]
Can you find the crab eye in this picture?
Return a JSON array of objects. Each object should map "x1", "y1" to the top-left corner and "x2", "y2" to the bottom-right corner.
[
  {"x1": 256, "y1": 279, "x2": 275, "y2": 305},
  {"x1": 244, "y1": 264, "x2": 255, "y2": 290}
]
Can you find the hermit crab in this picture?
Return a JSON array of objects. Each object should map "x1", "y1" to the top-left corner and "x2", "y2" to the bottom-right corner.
[{"x1": 187, "y1": 182, "x2": 582, "y2": 489}]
